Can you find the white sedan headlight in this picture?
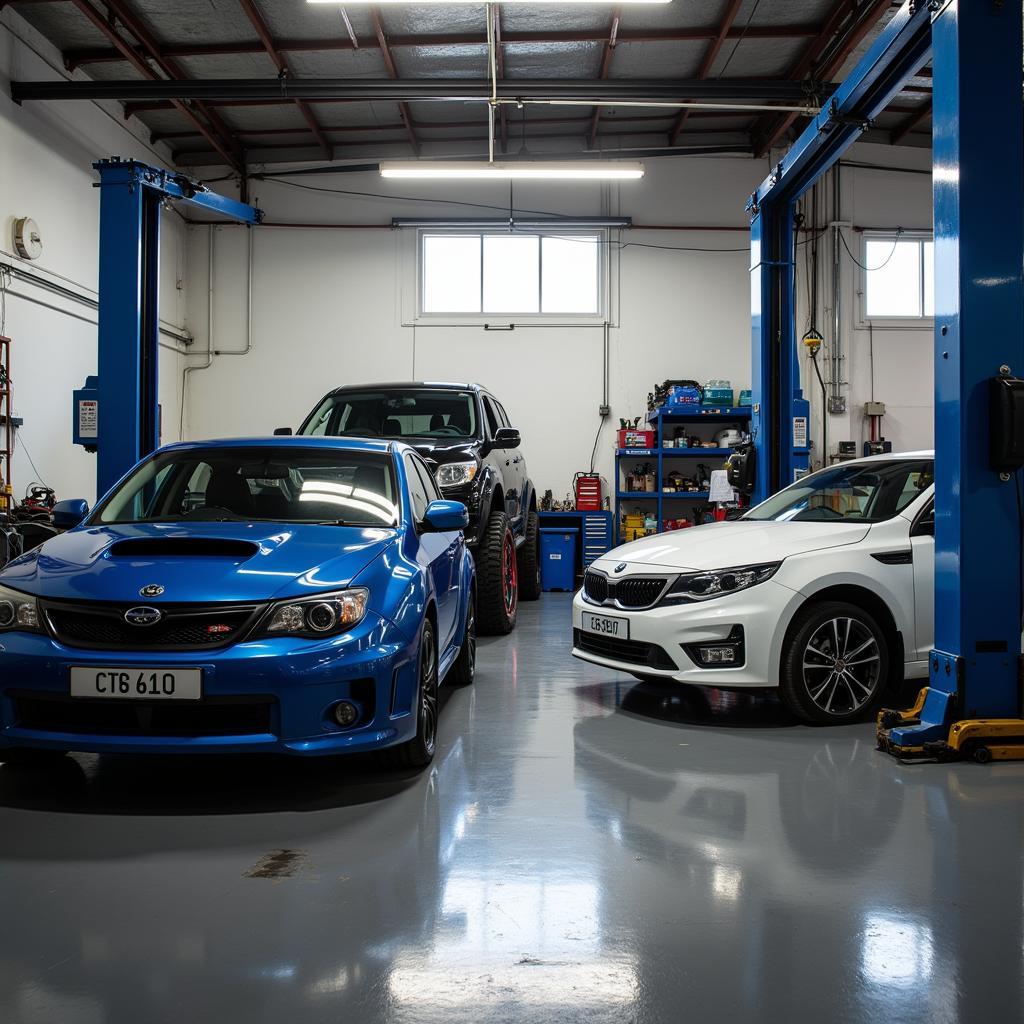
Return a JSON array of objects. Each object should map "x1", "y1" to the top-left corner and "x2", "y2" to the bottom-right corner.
[
  {"x1": 0, "y1": 582, "x2": 42, "y2": 632},
  {"x1": 256, "y1": 588, "x2": 368, "y2": 638},
  {"x1": 435, "y1": 461, "x2": 479, "y2": 489},
  {"x1": 662, "y1": 563, "x2": 780, "y2": 603}
]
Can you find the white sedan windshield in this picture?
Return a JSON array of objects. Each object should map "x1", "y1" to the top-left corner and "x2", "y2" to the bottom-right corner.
[{"x1": 744, "y1": 459, "x2": 933, "y2": 523}]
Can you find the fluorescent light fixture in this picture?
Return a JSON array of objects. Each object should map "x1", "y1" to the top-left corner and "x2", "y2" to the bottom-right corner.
[
  {"x1": 392, "y1": 217, "x2": 633, "y2": 228},
  {"x1": 379, "y1": 161, "x2": 645, "y2": 181},
  {"x1": 311, "y1": 0, "x2": 669, "y2": 4}
]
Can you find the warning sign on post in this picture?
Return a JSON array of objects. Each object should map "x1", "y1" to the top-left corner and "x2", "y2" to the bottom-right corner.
[
  {"x1": 792, "y1": 416, "x2": 808, "y2": 449},
  {"x1": 78, "y1": 400, "x2": 98, "y2": 440}
]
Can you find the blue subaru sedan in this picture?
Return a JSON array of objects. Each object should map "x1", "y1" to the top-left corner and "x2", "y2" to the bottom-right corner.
[{"x1": 0, "y1": 437, "x2": 476, "y2": 768}]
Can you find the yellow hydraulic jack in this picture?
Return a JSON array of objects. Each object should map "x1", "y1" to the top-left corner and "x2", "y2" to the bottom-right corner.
[{"x1": 877, "y1": 687, "x2": 1024, "y2": 764}]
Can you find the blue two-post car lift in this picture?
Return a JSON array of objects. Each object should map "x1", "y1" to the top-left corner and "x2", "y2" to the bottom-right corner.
[
  {"x1": 74, "y1": 158, "x2": 262, "y2": 496},
  {"x1": 751, "y1": 0, "x2": 1024, "y2": 760}
]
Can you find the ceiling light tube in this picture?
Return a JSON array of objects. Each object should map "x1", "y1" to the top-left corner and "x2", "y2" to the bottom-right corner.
[
  {"x1": 379, "y1": 161, "x2": 644, "y2": 181},
  {"x1": 392, "y1": 217, "x2": 633, "y2": 228},
  {"x1": 310, "y1": 0, "x2": 670, "y2": 5}
]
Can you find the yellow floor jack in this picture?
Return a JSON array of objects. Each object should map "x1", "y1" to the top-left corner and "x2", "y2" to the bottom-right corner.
[{"x1": 877, "y1": 687, "x2": 1024, "y2": 763}]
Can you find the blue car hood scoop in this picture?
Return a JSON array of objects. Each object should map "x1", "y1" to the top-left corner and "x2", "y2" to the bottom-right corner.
[{"x1": 1, "y1": 522, "x2": 398, "y2": 604}]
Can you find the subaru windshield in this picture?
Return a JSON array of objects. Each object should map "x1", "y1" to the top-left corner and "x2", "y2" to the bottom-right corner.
[
  {"x1": 743, "y1": 459, "x2": 934, "y2": 523},
  {"x1": 92, "y1": 447, "x2": 400, "y2": 527}
]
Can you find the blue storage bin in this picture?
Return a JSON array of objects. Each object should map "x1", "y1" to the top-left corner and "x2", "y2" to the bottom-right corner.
[{"x1": 540, "y1": 528, "x2": 578, "y2": 592}]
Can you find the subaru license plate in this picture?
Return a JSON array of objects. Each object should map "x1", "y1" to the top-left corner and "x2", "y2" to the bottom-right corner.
[{"x1": 70, "y1": 667, "x2": 202, "y2": 701}]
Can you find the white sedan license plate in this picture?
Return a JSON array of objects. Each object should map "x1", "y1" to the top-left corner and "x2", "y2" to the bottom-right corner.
[
  {"x1": 582, "y1": 612, "x2": 629, "y2": 639},
  {"x1": 70, "y1": 667, "x2": 202, "y2": 701}
]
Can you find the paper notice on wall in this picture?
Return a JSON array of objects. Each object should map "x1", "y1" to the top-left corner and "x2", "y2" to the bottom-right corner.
[{"x1": 709, "y1": 470, "x2": 736, "y2": 504}]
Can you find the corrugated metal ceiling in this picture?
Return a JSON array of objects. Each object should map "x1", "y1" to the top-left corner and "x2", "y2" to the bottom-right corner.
[{"x1": 9, "y1": 0, "x2": 932, "y2": 168}]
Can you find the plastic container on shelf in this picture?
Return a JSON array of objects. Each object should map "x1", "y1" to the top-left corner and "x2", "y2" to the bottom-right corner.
[{"x1": 702, "y1": 379, "x2": 735, "y2": 406}]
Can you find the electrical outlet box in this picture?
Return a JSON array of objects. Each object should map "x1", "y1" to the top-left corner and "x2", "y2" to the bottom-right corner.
[
  {"x1": 828, "y1": 396, "x2": 847, "y2": 415},
  {"x1": 599, "y1": 404, "x2": 610, "y2": 417},
  {"x1": 864, "y1": 401, "x2": 886, "y2": 417}
]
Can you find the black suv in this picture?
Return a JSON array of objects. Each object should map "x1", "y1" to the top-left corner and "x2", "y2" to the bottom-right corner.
[{"x1": 293, "y1": 382, "x2": 540, "y2": 634}]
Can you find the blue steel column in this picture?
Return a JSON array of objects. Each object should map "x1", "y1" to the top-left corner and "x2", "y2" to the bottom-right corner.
[
  {"x1": 749, "y1": 210, "x2": 770, "y2": 504},
  {"x1": 95, "y1": 161, "x2": 152, "y2": 498},
  {"x1": 891, "y1": 0, "x2": 1024, "y2": 745}
]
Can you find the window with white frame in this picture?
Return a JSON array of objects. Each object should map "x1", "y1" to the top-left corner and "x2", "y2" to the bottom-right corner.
[
  {"x1": 419, "y1": 231, "x2": 603, "y2": 317},
  {"x1": 862, "y1": 232, "x2": 934, "y2": 319}
]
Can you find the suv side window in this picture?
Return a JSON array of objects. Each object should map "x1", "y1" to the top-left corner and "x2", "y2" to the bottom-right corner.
[
  {"x1": 404, "y1": 455, "x2": 430, "y2": 521},
  {"x1": 482, "y1": 396, "x2": 502, "y2": 438},
  {"x1": 494, "y1": 400, "x2": 512, "y2": 429}
]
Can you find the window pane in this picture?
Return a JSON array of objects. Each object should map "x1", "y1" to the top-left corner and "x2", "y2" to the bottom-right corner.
[
  {"x1": 865, "y1": 239, "x2": 922, "y2": 317},
  {"x1": 542, "y1": 235, "x2": 600, "y2": 314},
  {"x1": 422, "y1": 235, "x2": 481, "y2": 313},
  {"x1": 922, "y1": 240, "x2": 934, "y2": 317},
  {"x1": 483, "y1": 235, "x2": 540, "y2": 313}
]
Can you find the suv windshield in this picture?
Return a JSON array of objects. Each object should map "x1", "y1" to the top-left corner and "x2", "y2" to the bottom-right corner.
[
  {"x1": 743, "y1": 459, "x2": 934, "y2": 523},
  {"x1": 93, "y1": 447, "x2": 399, "y2": 527},
  {"x1": 301, "y1": 388, "x2": 478, "y2": 440}
]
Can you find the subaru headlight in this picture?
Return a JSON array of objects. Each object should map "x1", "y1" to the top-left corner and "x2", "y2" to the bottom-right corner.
[
  {"x1": 256, "y1": 588, "x2": 368, "y2": 638},
  {"x1": 435, "y1": 460, "x2": 479, "y2": 489},
  {"x1": 0, "y1": 583, "x2": 42, "y2": 632},
  {"x1": 661, "y1": 563, "x2": 781, "y2": 604}
]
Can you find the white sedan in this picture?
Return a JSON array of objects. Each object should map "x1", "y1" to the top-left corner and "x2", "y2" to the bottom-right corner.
[{"x1": 572, "y1": 452, "x2": 935, "y2": 724}]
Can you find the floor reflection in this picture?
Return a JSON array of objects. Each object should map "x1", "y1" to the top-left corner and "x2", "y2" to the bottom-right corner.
[{"x1": 0, "y1": 596, "x2": 1021, "y2": 1023}]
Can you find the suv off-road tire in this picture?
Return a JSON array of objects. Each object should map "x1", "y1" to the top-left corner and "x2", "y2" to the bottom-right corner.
[
  {"x1": 477, "y1": 510, "x2": 518, "y2": 635},
  {"x1": 517, "y1": 511, "x2": 542, "y2": 601}
]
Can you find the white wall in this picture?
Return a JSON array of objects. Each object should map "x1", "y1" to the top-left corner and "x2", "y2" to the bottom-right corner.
[
  {"x1": 793, "y1": 143, "x2": 934, "y2": 468},
  {"x1": 187, "y1": 146, "x2": 935, "y2": 498},
  {"x1": 0, "y1": 9, "x2": 187, "y2": 505},
  {"x1": 184, "y1": 157, "x2": 767, "y2": 497}
]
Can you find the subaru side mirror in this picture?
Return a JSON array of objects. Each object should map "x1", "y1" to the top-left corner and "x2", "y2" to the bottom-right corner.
[
  {"x1": 52, "y1": 498, "x2": 89, "y2": 531},
  {"x1": 422, "y1": 500, "x2": 469, "y2": 533},
  {"x1": 492, "y1": 427, "x2": 521, "y2": 450},
  {"x1": 273, "y1": 427, "x2": 293, "y2": 436}
]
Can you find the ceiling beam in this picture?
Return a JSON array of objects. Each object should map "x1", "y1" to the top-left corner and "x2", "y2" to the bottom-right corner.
[
  {"x1": 235, "y1": 0, "x2": 332, "y2": 159},
  {"x1": 890, "y1": 97, "x2": 930, "y2": 145},
  {"x1": 669, "y1": 0, "x2": 743, "y2": 147},
  {"x1": 13, "y1": 76, "x2": 835, "y2": 103},
  {"x1": 101, "y1": 0, "x2": 243, "y2": 167},
  {"x1": 64, "y1": 0, "x2": 242, "y2": 170},
  {"x1": 60, "y1": 23, "x2": 826, "y2": 69},
  {"x1": 150, "y1": 111, "x2": 756, "y2": 142},
  {"x1": 753, "y1": 0, "x2": 892, "y2": 157},
  {"x1": 588, "y1": 8, "x2": 620, "y2": 149},
  {"x1": 370, "y1": 9, "x2": 419, "y2": 155}
]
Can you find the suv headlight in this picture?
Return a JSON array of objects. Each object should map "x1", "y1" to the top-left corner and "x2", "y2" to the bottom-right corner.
[
  {"x1": 661, "y1": 563, "x2": 781, "y2": 604},
  {"x1": 0, "y1": 583, "x2": 42, "y2": 632},
  {"x1": 255, "y1": 588, "x2": 368, "y2": 639},
  {"x1": 435, "y1": 461, "x2": 479, "y2": 489}
]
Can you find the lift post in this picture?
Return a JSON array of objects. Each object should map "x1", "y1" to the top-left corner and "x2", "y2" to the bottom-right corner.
[
  {"x1": 750, "y1": 0, "x2": 1024, "y2": 758},
  {"x1": 885, "y1": 0, "x2": 1024, "y2": 755},
  {"x1": 89, "y1": 159, "x2": 261, "y2": 496}
]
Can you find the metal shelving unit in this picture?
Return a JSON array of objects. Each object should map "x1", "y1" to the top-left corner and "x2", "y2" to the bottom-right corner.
[{"x1": 615, "y1": 405, "x2": 751, "y2": 543}]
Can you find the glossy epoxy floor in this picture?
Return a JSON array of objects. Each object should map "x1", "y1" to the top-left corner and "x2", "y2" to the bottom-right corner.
[{"x1": 1, "y1": 595, "x2": 1022, "y2": 1023}]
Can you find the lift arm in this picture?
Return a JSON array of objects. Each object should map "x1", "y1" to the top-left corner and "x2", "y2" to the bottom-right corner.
[{"x1": 90, "y1": 159, "x2": 261, "y2": 497}]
